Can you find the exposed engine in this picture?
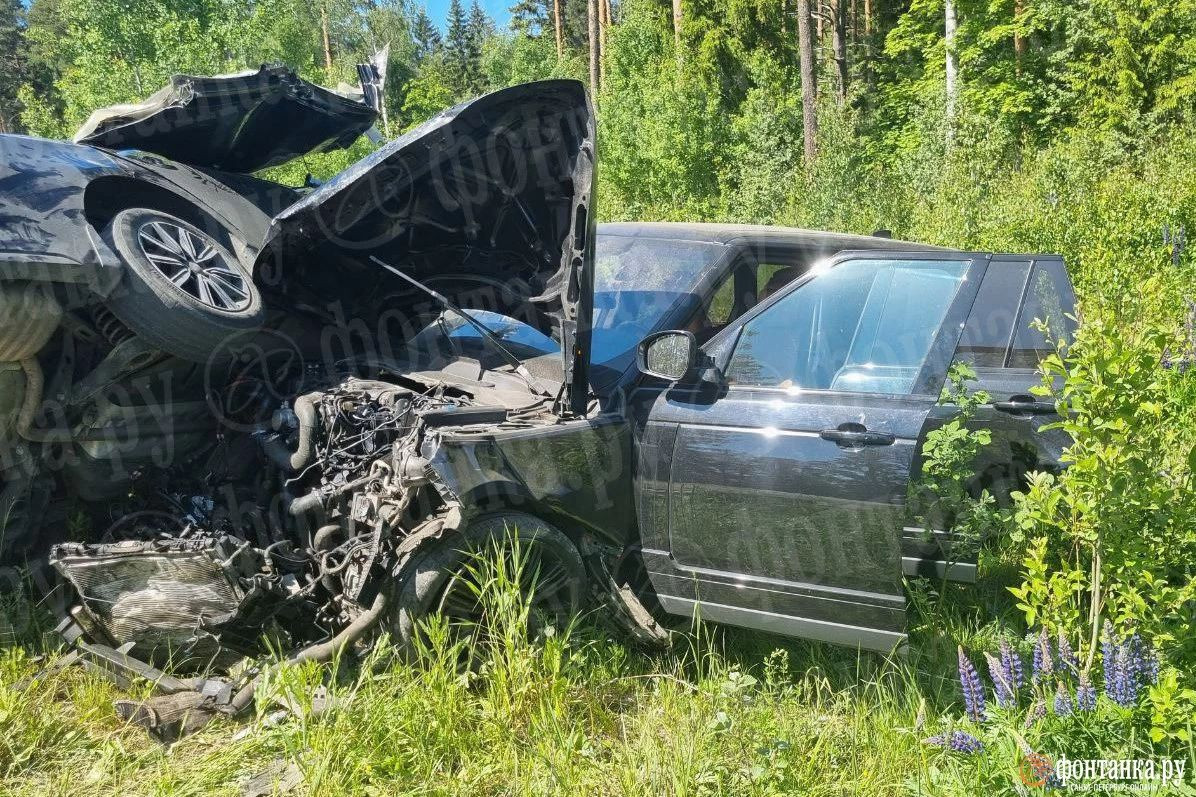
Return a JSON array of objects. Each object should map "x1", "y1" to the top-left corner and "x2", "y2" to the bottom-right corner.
[{"x1": 43, "y1": 355, "x2": 596, "y2": 740}]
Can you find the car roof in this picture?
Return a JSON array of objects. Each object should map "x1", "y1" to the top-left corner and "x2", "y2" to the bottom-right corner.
[{"x1": 597, "y1": 221, "x2": 946, "y2": 251}]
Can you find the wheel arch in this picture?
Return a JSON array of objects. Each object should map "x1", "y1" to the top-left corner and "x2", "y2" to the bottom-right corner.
[{"x1": 85, "y1": 177, "x2": 232, "y2": 246}]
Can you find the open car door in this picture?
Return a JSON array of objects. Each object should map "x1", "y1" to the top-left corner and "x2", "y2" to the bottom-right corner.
[{"x1": 636, "y1": 251, "x2": 989, "y2": 651}]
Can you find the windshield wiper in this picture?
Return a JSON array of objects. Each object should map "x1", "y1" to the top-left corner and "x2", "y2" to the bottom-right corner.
[{"x1": 368, "y1": 256, "x2": 549, "y2": 396}]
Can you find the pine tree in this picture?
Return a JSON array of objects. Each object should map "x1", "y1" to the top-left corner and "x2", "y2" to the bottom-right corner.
[
  {"x1": 412, "y1": 8, "x2": 442, "y2": 61},
  {"x1": 445, "y1": 0, "x2": 472, "y2": 95},
  {"x1": 464, "y1": 0, "x2": 492, "y2": 91},
  {"x1": 509, "y1": 0, "x2": 548, "y2": 38}
]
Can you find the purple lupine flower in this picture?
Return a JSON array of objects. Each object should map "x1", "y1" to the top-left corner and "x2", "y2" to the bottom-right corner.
[
  {"x1": 1024, "y1": 698, "x2": 1046, "y2": 727},
  {"x1": 1108, "y1": 643, "x2": 1140, "y2": 708},
  {"x1": 1101, "y1": 620, "x2": 1117, "y2": 693},
  {"x1": 1076, "y1": 671, "x2": 1097, "y2": 711},
  {"x1": 1124, "y1": 634, "x2": 1145, "y2": 682},
  {"x1": 1056, "y1": 630, "x2": 1079, "y2": 675},
  {"x1": 1000, "y1": 640, "x2": 1025, "y2": 692},
  {"x1": 923, "y1": 730, "x2": 984, "y2": 754},
  {"x1": 1142, "y1": 647, "x2": 1160, "y2": 685},
  {"x1": 985, "y1": 652, "x2": 1014, "y2": 708},
  {"x1": 1032, "y1": 628, "x2": 1054, "y2": 683},
  {"x1": 958, "y1": 646, "x2": 987, "y2": 722},
  {"x1": 1053, "y1": 681, "x2": 1073, "y2": 717}
]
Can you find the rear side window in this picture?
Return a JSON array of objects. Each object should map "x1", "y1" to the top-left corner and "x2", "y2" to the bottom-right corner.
[
  {"x1": 954, "y1": 258, "x2": 1073, "y2": 368},
  {"x1": 955, "y1": 260, "x2": 1031, "y2": 367},
  {"x1": 1008, "y1": 260, "x2": 1073, "y2": 368}
]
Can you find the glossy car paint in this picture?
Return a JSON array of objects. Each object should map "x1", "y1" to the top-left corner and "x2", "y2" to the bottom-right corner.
[{"x1": 0, "y1": 135, "x2": 281, "y2": 297}]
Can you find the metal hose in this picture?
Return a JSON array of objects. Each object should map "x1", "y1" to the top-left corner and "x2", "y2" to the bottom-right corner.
[
  {"x1": 262, "y1": 393, "x2": 320, "y2": 471},
  {"x1": 226, "y1": 589, "x2": 388, "y2": 714}
]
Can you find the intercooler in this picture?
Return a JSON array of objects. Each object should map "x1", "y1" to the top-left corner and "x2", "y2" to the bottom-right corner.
[{"x1": 51, "y1": 537, "x2": 260, "y2": 669}]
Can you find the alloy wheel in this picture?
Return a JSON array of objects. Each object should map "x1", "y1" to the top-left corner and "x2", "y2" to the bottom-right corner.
[{"x1": 136, "y1": 220, "x2": 252, "y2": 312}]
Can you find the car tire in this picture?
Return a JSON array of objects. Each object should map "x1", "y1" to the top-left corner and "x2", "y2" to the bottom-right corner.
[
  {"x1": 391, "y1": 512, "x2": 587, "y2": 657},
  {"x1": 101, "y1": 207, "x2": 265, "y2": 363}
]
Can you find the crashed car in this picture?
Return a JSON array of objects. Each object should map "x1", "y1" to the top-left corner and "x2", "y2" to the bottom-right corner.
[{"x1": 0, "y1": 69, "x2": 1076, "y2": 738}]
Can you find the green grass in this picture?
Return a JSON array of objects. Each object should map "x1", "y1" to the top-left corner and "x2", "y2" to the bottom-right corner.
[{"x1": 0, "y1": 546, "x2": 1174, "y2": 796}]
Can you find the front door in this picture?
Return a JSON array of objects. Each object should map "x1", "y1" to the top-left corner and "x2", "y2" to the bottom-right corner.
[{"x1": 638, "y1": 252, "x2": 988, "y2": 650}]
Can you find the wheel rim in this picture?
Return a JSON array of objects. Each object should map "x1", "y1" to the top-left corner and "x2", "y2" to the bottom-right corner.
[{"x1": 136, "y1": 220, "x2": 252, "y2": 312}]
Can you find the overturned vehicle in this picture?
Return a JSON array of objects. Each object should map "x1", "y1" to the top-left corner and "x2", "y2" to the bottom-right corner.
[{"x1": 1, "y1": 71, "x2": 666, "y2": 737}]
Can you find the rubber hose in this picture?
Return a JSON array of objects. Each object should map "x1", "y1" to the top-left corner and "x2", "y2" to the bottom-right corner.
[
  {"x1": 16, "y1": 358, "x2": 74, "y2": 443},
  {"x1": 227, "y1": 589, "x2": 388, "y2": 715},
  {"x1": 262, "y1": 393, "x2": 320, "y2": 472}
]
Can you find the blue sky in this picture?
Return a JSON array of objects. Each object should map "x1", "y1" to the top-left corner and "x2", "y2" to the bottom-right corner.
[{"x1": 422, "y1": 0, "x2": 512, "y2": 31}]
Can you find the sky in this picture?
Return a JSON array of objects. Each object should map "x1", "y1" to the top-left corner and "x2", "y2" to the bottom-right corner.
[{"x1": 422, "y1": 0, "x2": 513, "y2": 31}]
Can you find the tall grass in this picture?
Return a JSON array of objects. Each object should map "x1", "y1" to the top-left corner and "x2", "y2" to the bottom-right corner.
[{"x1": 0, "y1": 537, "x2": 1063, "y2": 797}]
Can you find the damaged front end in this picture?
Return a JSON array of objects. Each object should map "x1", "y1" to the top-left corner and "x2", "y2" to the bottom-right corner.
[{"x1": 41, "y1": 79, "x2": 663, "y2": 742}]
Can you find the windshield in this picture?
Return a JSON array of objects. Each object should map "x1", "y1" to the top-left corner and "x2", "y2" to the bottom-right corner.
[
  {"x1": 407, "y1": 235, "x2": 726, "y2": 391},
  {"x1": 400, "y1": 235, "x2": 725, "y2": 391}
]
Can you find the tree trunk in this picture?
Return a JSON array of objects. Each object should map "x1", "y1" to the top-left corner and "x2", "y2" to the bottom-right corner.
[
  {"x1": 945, "y1": 0, "x2": 958, "y2": 144},
  {"x1": 599, "y1": 0, "x2": 609, "y2": 85},
  {"x1": 832, "y1": 0, "x2": 848, "y2": 103},
  {"x1": 588, "y1": 0, "x2": 600, "y2": 94},
  {"x1": 321, "y1": 3, "x2": 334, "y2": 78},
  {"x1": 798, "y1": 0, "x2": 818, "y2": 165},
  {"x1": 863, "y1": 0, "x2": 871, "y2": 35},
  {"x1": 1013, "y1": 0, "x2": 1025, "y2": 74},
  {"x1": 672, "y1": 0, "x2": 683, "y2": 53},
  {"x1": 553, "y1": 0, "x2": 564, "y2": 60}
]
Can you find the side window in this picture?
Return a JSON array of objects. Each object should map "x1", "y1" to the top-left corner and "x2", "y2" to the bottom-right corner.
[
  {"x1": 955, "y1": 260, "x2": 1031, "y2": 367},
  {"x1": 757, "y1": 263, "x2": 802, "y2": 300},
  {"x1": 726, "y1": 258, "x2": 970, "y2": 395},
  {"x1": 1008, "y1": 260, "x2": 1073, "y2": 368}
]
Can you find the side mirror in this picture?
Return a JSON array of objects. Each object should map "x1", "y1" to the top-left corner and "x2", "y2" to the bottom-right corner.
[{"x1": 637, "y1": 330, "x2": 698, "y2": 381}]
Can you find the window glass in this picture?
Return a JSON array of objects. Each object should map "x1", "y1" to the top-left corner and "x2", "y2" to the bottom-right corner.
[
  {"x1": 757, "y1": 263, "x2": 802, "y2": 300},
  {"x1": 1009, "y1": 260, "x2": 1072, "y2": 368},
  {"x1": 955, "y1": 260, "x2": 1031, "y2": 367},
  {"x1": 726, "y1": 258, "x2": 969, "y2": 395}
]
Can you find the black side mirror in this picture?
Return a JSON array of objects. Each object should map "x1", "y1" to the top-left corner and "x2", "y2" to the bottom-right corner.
[{"x1": 637, "y1": 330, "x2": 698, "y2": 381}]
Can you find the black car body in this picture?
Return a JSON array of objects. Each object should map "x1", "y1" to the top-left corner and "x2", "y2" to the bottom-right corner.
[{"x1": 0, "y1": 72, "x2": 1075, "y2": 737}]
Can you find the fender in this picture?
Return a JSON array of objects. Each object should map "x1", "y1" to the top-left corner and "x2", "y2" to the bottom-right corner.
[{"x1": 0, "y1": 134, "x2": 283, "y2": 301}]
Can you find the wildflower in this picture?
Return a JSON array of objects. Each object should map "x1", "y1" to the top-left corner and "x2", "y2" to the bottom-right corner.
[
  {"x1": 923, "y1": 730, "x2": 984, "y2": 754},
  {"x1": 1076, "y1": 671, "x2": 1097, "y2": 711},
  {"x1": 1024, "y1": 698, "x2": 1046, "y2": 728},
  {"x1": 1032, "y1": 628, "x2": 1053, "y2": 683},
  {"x1": 1056, "y1": 630, "x2": 1079, "y2": 675},
  {"x1": 1142, "y1": 648, "x2": 1160, "y2": 686},
  {"x1": 1101, "y1": 620, "x2": 1116, "y2": 684},
  {"x1": 1053, "y1": 681, "x2": 1072, "y2": 717},
  {"x1": 1000, "y1": 639, "x2": 1025, "y2": 692},
  {"x1": 985, "y1": 653, "x2": 1013, "y2": 707},
  {"x1": 1125, "y1": 633, "x2": 1157, "y2": 686},
  {"x1": 958, "y1": 646, "x2": 987, "y2": 722},
  {"x1": 1107, "y1": 643, "x2": 1140, "y2": 708}
]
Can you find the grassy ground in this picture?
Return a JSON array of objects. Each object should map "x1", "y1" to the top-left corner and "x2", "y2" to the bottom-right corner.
[{"x1": 0, "y1": 550, "x2": 1169, "y2": 797}]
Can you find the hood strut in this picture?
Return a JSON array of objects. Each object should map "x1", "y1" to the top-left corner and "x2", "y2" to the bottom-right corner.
[{"x1": 369, "y1": 256, "x2": 549, "y2": 396}]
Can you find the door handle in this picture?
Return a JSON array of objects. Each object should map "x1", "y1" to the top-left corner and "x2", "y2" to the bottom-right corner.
[
  {"x1": 820, "y1": 424, "x2": 895, "y2": 447},
  {"x1": 993, "y1": 396, "x2": 1056, "y2": 415}
]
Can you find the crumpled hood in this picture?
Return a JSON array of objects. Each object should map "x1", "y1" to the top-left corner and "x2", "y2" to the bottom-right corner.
[
  {"x1": 262, "y1": 80, "x2": 597, "y2": 414},
  {"x1": 74, "y1": 65, "x2": 378, "y2": 173}
]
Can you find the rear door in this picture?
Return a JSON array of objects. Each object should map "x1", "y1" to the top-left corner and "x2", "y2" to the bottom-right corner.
[{"x1": 639, "y1": 251, "x2": 989, "y2": 650}]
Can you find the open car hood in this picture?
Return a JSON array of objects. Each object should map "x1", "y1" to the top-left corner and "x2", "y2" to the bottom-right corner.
[
  {"x1": 262, "y1": 80, "x2": 597, "y2": 414},
  {"x1": 74, "y1": 65, "x2": 379, "y2": 173}
]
